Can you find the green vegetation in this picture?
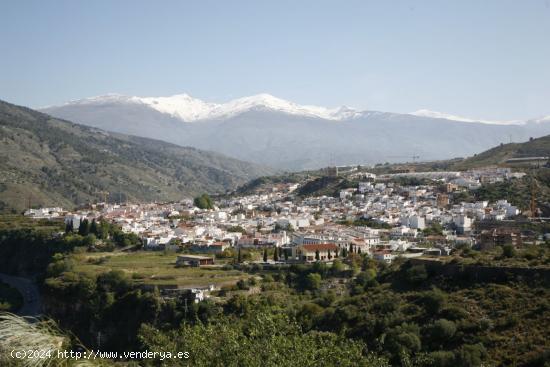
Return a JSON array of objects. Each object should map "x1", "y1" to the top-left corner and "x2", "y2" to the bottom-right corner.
[
  {"x1": 69, "y1": 251, "x2": 251, "y2": 287},
  {"x1": 139, "y1": 312, "x2": 388, "y2": 367},
  {"x1": 449, "y1": 242, "x2": 550, "y2": 268},
  {"x1": 451, "y1": 135, "x2": 550, "y2": 170},
  {"x1": 2, "y1": 216, "x2": 550, "y2": 366},
  {"x1": 0, "y1": 281, "x2": 23, "y2": 312},
  {"x1": 0, "y1": 99, "x2": 271, "y2": 212},
  {"x1": 297, "y1": 176, "x2": 359, "y2": 197},
  {"x1": 193, "y1": 193, "x2": 214, "y2": 209},
  {"x1": 338, "y1": 218, "x2": 393, "y2": 229},
  {"x1": 234, "y1": 174, "x2": 303, "y2": 195}
]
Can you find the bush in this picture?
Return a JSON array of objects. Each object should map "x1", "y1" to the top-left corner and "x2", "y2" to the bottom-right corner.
[
  {"x1": 455, "y1": 343, "x2": 487, "y2": 367},
  {"x1": 429, "y1": 319, "x2": 456, "y2": 342},
  {"x1": 421, "y1": 288, "x2": 447, "y2": 315},
  {"x1": 305, "y1": 273, "x2": 322, "y2": 291},
  {"x1": 502, "y1": 244, "x2": 516, "y2": 258},
  {"x1": 385, "y1": 323, "x2": 422, "y2": 357},
  {"x1": 406, "y1": 264, "x2": 428, "y2": 285},
  {"x1": 428, "y1": 350, "x2": 456, "y2": 367}
]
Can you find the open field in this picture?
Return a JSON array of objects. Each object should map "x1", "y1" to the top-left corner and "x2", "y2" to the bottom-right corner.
[{"x1": 71, "y1": 251, "x2": 251, "y2": 288}]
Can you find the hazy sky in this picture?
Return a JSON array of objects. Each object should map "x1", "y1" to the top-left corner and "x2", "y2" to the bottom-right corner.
[{"x1": 1, "y1": 0, "x2": 549, "y2": 120}]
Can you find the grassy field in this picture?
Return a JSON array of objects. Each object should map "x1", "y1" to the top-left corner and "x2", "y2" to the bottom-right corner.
[{"x1": 71, "y1": 251, "x2": 251, "y2": 288}]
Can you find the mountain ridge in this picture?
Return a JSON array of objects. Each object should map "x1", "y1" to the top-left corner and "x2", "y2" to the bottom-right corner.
[
  {"x1": 0, "y1": 99, "x2": 272, "y2": 212},
  {"x1": 41, "y1": 93, "x2": 550, "y2": 170},
  {"x1": 43, "y1": 93, "x2": 549, "y2": 125}
]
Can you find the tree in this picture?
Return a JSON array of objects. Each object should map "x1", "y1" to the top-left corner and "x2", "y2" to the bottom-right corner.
[
  {"x1": 305, "y1": 273, "x2": 322, "y2": 290},
  {"x1": 406, "y1": 264, "x2": 428, "y2": 285},
  {"x1": 78, "y1": 219, "x2": 90, "y2": 236},
  {"x1": 237, "y1": 248, "x2": 242, "y2": 263},
  {"x1": 194, "y1": 194, "x2": 214, "y2": 210},
  {"x1": 284, "y1": 249, "x2": 289, "y2": 261},
  {"x1": 334, "y1": 247, "x2": 339, "y2": 258},
  {"x1": 227, "y1": 225, "x2": 247, "y2": 234},
  {"x1": 89, "y1": 219, "x2": 98, "y2": 235},
  {"x1": 263, "y1": 248, "x2": 268, "y2": 262},
  {"x1": 429, "y1": 319, "x2": 456, "y2": 343},
  {"x1": 421, "y1": 288, "x2": 447, "y2": 314},
  {"x1": 83, "y1": 234, "x2": 97, "y2": 247},
  {"x1": 502, "y1": 244, "x2": 516, "y2": 258},
  {"x1": 65, "y1": 220, "x2": 73, "y2": 234},
  {"x1": 274, "y1": 248, "x2": 279, "y2": 262},
  {"x1": 327, "y1": 250, "x2": 332, "y2": 260},
  {"x1": 455, "y1": 343, "x2": 487, "y2": 367},
  {"x1": 315, "y1": 250, "x2": 320, "y2": 261},
  {"x1": 385, "y1": 323, "x2": 421, "y2": 358}
]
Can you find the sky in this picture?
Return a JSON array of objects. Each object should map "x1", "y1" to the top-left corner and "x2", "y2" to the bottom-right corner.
[{"x1": 0, "y1": 0, "x2": 549, "y2": 120}]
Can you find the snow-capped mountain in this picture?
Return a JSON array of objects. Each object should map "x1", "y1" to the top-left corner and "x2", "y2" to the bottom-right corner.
[
  {"x1": 55, "y1": 93, "x2": 362, "y2": 122},
  {"x1": 41, "y1": 93, "x2": 550, "y2": 170},
  {"x1": 410, "y1": 109, "x2": 524, "y2": 125}
]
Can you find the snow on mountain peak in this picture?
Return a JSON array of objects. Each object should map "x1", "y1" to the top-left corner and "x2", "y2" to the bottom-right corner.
[
  {"x1": 410, "y1": 109, "x2": 524, "y2": 125},
  {"x1": 61, "y1": 93, "x2": 361, "y2": 122},
  {"x1": 136, "y1": 93, "x2": 362, "y2": 122},
  {"x1": 56, "y1": 94, "x2": 548, "y2": 125}
]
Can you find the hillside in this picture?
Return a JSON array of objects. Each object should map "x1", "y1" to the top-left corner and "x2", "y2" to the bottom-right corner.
[
  {"x1": 0, "y1": 100, "x2": 272, "y2": 212},
  {"x1": 452, "y1": 135, "x2": 550, "y2": 170}
]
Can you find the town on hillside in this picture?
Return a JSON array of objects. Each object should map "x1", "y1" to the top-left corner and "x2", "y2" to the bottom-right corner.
[{"x1": 24, "y1": 165, "x2": 541, "y2": 271}]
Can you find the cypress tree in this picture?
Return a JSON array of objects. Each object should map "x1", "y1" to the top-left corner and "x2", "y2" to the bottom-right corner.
[
  {"x1": 315, "y1": 249, "x2": 320, "y2": 261},
  {"x1": 65, "y1": 220, "x2": 73, "y2": 234},
  {"x1": 90, "y1": 219, "x2": 98, "y2": 235},
  {"x1": 237, "y1": 247, "x2": 242, "y2": 263},
  {"x1": 263, "y1": 248, "x2": 268, "y2": 262},
  {"x1": 274, "y1": 248, "x2": 279, "y2": 262},
  {"x1": 78, "y1": 219, "x2": 90, "y2": 236}
]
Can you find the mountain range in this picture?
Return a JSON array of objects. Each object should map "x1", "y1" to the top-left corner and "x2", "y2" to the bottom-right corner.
[
  {"x1": 0, "y1": 100, "x2": 272, "y2": 212},
  {"x1": 41, "y1": 93, "x2": 550, "y2": 170}
]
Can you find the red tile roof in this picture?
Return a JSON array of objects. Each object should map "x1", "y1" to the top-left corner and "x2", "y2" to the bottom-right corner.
[{"x1": 301, "y1": 243, "x2": 338, "y2": 251}]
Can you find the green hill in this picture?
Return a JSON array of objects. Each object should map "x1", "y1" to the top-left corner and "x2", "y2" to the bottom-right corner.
[
  {"x1": 451, "y1": 135, "x2": 550, "y2": 170},
  {"x1": 0, "y1": 100, "x2": 273, "y2": 212}
]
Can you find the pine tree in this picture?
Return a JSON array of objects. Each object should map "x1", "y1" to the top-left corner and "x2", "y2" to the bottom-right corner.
[{"x1": 263, "y1": 248, "x2": 268, "y2": 262}]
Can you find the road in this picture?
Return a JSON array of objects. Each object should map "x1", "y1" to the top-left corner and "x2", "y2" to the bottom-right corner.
[{"x1": 0, "y1": 273, "x2": 42, "y2": 317}]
